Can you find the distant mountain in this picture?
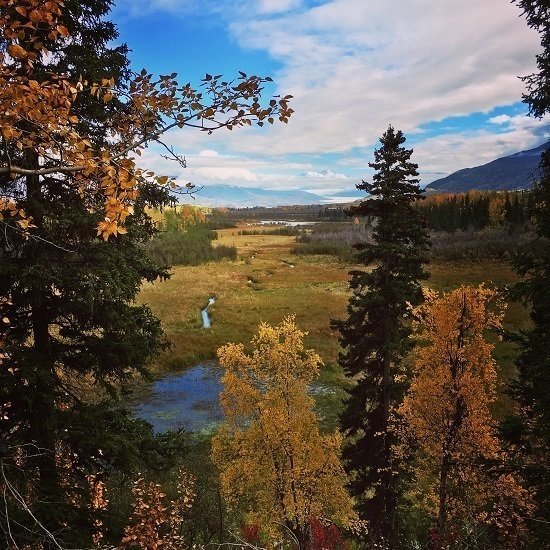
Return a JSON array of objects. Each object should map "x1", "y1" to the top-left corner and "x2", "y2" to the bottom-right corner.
[
  {"x1": 426, "y1": 142, "x2": 549, "y2": 193},
  {"x1": 180, "y1": 184, "x2": 324, "y2": 208},
  {"x1": 326, "y1": 188, "x2": 365, "y2": 198}
]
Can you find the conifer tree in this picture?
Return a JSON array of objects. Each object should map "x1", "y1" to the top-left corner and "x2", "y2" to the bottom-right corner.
[
  {"x1": 0, "y1": 1, "x2": 291, "y2": 546},
  {"x1": 0, "y1": 2, "x2": 173, "y2": 546},
  {"x1": 332, "y1": 126, "x2": 429, "y2": 544},
  {"x1": 505, "y1": 1, "x2": 550, "y2": 543}
]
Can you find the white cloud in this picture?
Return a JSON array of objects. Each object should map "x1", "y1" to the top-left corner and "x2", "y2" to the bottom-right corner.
[
  {"x1": 120, "y1": 0, "x2": 548, "y2": 190},
  {"x1": 194, "y1": 166, "x2": 257, "y2": 181},
  {"x1": 257, "y1": 0, "x2": 301, "y2": 15},
  {"x1": 303, "y1": 169, "x2": 349, "y2": 180},
  {"x1": 223, "y1": 0, "x2": 542, "y2": 159},
  {"x1": 415, "y1": 114, "x2": 550, "y2": 184},
  {"x1": 135, "y1": 145, "x2": 337, "y2": 191},
  {"x1": 489, "y1": 114, "x2": 513, "y2": 125},
  {"x1": 198, "y1": 149, "x2": 220, "y2": 157}
]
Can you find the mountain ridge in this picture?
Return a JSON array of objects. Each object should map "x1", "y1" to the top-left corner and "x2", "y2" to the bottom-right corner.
[
  {"x1": 179, "y1": 184, "x2": 324, "y2": 208},
  {"x1": 426, "y1": 141, "x2": 549, "y2": 193}
]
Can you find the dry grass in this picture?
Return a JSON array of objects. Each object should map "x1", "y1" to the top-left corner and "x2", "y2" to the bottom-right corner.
[{"x1": 139, "y1": 225, "x2": 351, "y2": 372}]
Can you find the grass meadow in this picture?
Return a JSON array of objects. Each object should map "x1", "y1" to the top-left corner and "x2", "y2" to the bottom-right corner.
[{"x1": 137, "y1": 224, "x2": 530, "y2": 421}]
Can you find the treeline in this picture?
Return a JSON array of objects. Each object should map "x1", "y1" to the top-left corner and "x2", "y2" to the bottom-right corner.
[
  {"x1": 317, "y1": 205, "x2": 351, "y2": 219},
  {"x1": 291, "y1": 191, "x2": 536, "y2": 261},
  {"x1": 226, "y1": 203, "x2": 327, "y2": 221},
  {"x1": 238, "y1": 226, "x2": 303, "y2": 236},
  {"x1": 204, "y1": 207, "x2": 238, "y2": 229},
  {"x1": 416, "y1": 190, "x2": 532, "y2": 231},
  {"x1": 228, "y1": 204, "x2": 355, "y2": 222}
]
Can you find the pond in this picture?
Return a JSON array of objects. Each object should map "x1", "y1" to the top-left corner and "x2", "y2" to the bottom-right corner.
[
  {"x1": 132, "y1": 362, "x2": 339, "y2": 433},
  {"x1": 132, "y1": 361, "x2": 223, "y2": 433}
]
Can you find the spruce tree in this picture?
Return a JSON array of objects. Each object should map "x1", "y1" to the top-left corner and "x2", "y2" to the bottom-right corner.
[
  {"x1": 333, "y1": 126, "x2": 429, "y2": 545},
  {"x1": 503, "y1": 1, "x2": 550, "y2": 543},
  {"x1": 508, "y1": 150, "x2": 550, "y2": 542},
  {"x1": 0, "y1": 2, "x2": 175, "y2": 546}
]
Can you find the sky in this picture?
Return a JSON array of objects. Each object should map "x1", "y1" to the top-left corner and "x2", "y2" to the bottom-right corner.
[{"x1": 111, "y1": 0, "x2": 550, "y2": 199}]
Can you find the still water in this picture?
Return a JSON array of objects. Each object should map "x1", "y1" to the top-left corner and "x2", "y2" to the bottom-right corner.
[
  {"x1": 132, "y1": 361, "x2": 338, "y2": 433},
  {"x1": 132, "y1": 362, "x2": 223, "y2": 433}
]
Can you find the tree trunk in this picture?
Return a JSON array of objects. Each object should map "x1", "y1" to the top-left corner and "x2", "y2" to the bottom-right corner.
[
  {"x1": 26, "y1": 150, "x2": 61, "y2": 547},
  {"x1": 380, "y1": 266, "x2": 397, "y2": 546},
  {"x1": 438, "y1": 453, "x2": 451, "y2": 532}
]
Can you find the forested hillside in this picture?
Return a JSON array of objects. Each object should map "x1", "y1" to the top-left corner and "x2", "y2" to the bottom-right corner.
[{"x1": 426, "y1": 141, "x2": 549, "y2": 193}]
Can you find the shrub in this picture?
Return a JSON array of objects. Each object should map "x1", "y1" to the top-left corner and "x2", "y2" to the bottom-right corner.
[
  {"x1": 238, "y1": 226, "x2": 304, "y2": 236},
  {"x1": 429, "y1": 226, "x2": 536, "y2": 261},
  {"x1": 291, "y1": 241, "x2": 356, "y2": 262},
  {"x1": 144, "y1": 227, "x2": 236, "y2": 266}
]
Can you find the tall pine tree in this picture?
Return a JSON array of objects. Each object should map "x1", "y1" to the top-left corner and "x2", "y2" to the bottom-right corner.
[
  {"x1": 504, "y1": 1, "x2": 550, "y2": 544},
  {"x1": 0, "y1": 1, "x2": 290, "y2": 543},
  {"x1": 0, "y1": 2, "x2": 174, "y2": 546},
  {"x1": 333, "y1": 126, "x2": 429, "y2": 545}
]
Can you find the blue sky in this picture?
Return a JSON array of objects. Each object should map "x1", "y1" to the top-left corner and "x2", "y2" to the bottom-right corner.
[{"x1": 111, "y1": 0, "x2": 549, "y2": 198}]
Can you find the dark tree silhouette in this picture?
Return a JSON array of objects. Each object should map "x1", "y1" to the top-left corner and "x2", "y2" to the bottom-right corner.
[
  {"x1": 0, "y1": 2, "x2": 176, "y2": 546},
  {"x1": 503, "y1": 1, "x2": 550, "y2": 544},
  {"x1": 333, "y1": 126, "x2": 429, "y2": 545}
]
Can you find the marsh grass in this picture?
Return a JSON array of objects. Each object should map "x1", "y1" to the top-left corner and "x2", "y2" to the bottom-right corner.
[{"x1": 144, "y1": 226, "x2": 237, "y2": 266}]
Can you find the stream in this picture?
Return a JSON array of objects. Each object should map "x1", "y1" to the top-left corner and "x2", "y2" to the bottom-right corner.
[{"x1": 201, "y1": 297, "x2": 215, "y2": 328}]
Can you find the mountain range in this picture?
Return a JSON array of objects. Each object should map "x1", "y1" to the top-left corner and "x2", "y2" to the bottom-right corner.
[
  {"x1": 180, "y1": 142, "x2": 549, "y2": 207},
  {"x1": 425, "y1": 141, "x2": 549, "y2": 193},
  {"x1": 180, "y1": 184, "x2": 324, "y2": 208}
]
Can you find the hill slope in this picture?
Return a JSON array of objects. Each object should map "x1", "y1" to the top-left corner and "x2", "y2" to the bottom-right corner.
[{"x1": 426, "y1": 141, "x2": 549, "y2": 193}]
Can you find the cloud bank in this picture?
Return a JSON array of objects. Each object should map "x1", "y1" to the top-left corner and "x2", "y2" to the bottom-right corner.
[{"x1": 119, "y1": 0, "x2": 549, "y2": 192}]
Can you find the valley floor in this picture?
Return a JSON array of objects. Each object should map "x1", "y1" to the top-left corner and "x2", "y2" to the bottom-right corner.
[{"x1": 137, "y1": 224, "x2": 529, "y2": 422}]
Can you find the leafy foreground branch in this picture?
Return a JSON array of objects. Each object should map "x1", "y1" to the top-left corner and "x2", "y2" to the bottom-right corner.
[
  {"x1": 0, "y1": 1, "x2": 293, "y2": 548},
  {"x1": 0, "y1": 0, "x2": 293, "y2": 240}
]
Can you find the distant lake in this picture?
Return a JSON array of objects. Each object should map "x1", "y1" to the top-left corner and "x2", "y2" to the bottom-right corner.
[{"x1": 258, "y1": 220, "x2": 318, "y2": 226}]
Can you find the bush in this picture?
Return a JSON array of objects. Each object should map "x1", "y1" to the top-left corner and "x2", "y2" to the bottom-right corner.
[
  {"x1": 291, "y1": 241, "x2": 356, "y2": 262},
  {"x1": 238, "y1": 226, "x2": 304, "y2": 236},
  {"x1": 297, "y1": 222, "x2": 372, "y2": 246},
  {"x1": 291, "y1": 222, "x2": 536, "y2": 263},
  {"x1": 429, "y1": 227, "x2": 536, "y2": 261},
  {"x1": 204, "y1": 217, "x2": 237, "y2": 230},
  {"x1": 290, "y1": 222, "x2": 370, "y2": 262},
  {"x1": 144, "y1": 227, "x2": 236, "y2": 266}
]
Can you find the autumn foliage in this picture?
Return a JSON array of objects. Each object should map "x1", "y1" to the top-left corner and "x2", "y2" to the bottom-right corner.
[
  {"x1": 398, "y1": 286, "x2": 532, "y2": 547},
  {"x1": 0, "y1": 0, "x2": 293, "y2": 239},
  {"x1": 212, "y1": 318, "x2": 356, "y2": 548},
  {"x1": 120, "y1": 470, "x2": 195, "y2": 550},
  {"x1": 0, "y1": 0, "x2": 293, "y2": 546}
]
